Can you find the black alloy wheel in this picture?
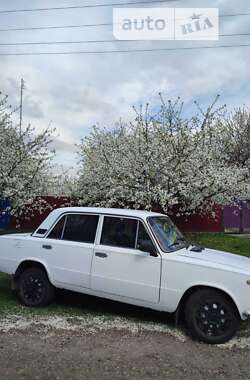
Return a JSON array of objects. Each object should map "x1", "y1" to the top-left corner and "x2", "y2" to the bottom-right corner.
[{"x1": 185, "y1": 289, "x2": 239, "y2": 344}]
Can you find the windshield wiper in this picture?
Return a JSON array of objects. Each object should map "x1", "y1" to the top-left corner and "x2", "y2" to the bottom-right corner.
[
  {"x1": 168, "y1": 237, "x2": 187, "y2": 249},
  {"x1": 190, "y1": 245, "x2": 204, "y2": 252}
]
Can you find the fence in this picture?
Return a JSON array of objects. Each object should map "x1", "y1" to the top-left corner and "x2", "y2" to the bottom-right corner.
[
  {"x1": 0, "y1": 199, "x2": 11, "y2": 229},
  {"x1": 2, "y1": 197, "x2": 250, "y2": 233},
  {"x1": 223, "y1": 199, "x2": 250, "y2": 233},
  {"x1": 9, "y1": 198, "x2": 224, "y2": 233},
  {"x1": 171, "y1": 205, "x2": 223, "y2": 233},
  {"x1": 10, "y1": 196, "x2": 71, "y2": 230}
]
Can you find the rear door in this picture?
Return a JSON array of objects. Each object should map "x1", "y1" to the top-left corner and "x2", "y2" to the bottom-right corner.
[
  {"x1": 91, "y1": 216, "x2": 161, "y2": 303},
  {"x1": 43, "y1": 213, "x2": 99, "y2": 289}
]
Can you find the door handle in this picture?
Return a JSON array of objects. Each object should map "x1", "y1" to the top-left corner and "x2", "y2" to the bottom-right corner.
[
  {"x1": 95, "y1": 252, "x2": 108, "y2": 258},
  {"x1": 42, "y1": 244, "x2": 52, "y2": 250}
]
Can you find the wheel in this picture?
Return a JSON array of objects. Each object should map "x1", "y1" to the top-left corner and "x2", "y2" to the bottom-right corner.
[
  {"x1": 18, "y1": 267, "x2": 55, "y2": 307},
  {"x1": 185, "y1": 289, "x2": 240, "y2": 344}
]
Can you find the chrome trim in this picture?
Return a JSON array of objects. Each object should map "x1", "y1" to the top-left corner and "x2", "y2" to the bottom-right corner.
[{"x1": 61, "y1": 215, "x2": 67, "y2": 239}]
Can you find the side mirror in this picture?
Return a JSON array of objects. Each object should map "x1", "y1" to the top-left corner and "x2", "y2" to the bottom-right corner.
[{"x1": 137, "y1": 240, "x2": 158, "y2": 257}]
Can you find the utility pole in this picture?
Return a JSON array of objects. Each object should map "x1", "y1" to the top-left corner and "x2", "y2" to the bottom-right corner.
[{"x1": 19, "y1": 78, "x2": 25, "y2": 137}]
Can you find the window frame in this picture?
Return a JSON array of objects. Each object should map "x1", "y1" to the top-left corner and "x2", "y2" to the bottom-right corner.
[
  {"x1": 41, "y1": 211, "x2": 159, "y2": 254},
  {"x1": 44, "y1": 212, "x2": 100, "y2": 245}
]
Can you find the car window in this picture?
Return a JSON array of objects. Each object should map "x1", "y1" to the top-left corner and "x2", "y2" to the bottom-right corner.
[
  {"x1": 137, "y1": 222, "x2": 156, "y2": 252},
  {"x1": 101, "y1": 216, "x2": 137, "y2": 249},
  {"x1": 47, "y1": 216, "x2": 66, "y2": 240},
  {"x1": 62, "y1": 214, "x2": 99, "y2": 243}
]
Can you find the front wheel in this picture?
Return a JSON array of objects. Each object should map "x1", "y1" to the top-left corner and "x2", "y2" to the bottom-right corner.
[
  {"x1": 185, "y1": 289, "x2": 240, "y2": 344},
  {"x1": 18, "y1": 267, "x2": 55, "y2": 307}
]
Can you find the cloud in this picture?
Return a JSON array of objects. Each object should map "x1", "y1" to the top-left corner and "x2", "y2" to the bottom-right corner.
[
  {"x1": 50, "y1": 137, "x2": 76, "y2": 154},
  {"x1": 23, "y1": 95, "x2": 44, "y2": 119},
  {"x1": 1, "y1": 0, "x2": 250, "y2": 168}
]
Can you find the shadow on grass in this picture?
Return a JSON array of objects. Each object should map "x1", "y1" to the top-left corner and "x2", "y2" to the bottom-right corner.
[
  {"x1": 56, "y1": 289, "x2": 175, "y2": 324},
  {"x1": 0, "y1": 273, "x2": 175, "y2": 326}
]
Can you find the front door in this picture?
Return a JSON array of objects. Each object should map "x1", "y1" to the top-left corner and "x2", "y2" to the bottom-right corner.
[{"x1": 91, "y1": 216, "x2": 161, "y2": 303}]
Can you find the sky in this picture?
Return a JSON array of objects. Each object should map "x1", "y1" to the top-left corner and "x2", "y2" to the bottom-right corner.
[{"x1": 0, "y1": 0, "x2": 250, "y2": 170}]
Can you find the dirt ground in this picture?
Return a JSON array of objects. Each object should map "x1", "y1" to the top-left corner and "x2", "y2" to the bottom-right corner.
[
  {"x1": 1, "y1": 324, "x2": 250, "y2": 380},
  {"x1": 0, "y1": 290, "x2": 250, "y2": 380}
]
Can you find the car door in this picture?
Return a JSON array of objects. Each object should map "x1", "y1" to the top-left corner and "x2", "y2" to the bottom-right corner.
[
  {"x1": 42, "y1": 213, "x2": 99, "y2": 289},
  {"x1": 91, "y1": 215, "x2": 161, "y2": 303}
]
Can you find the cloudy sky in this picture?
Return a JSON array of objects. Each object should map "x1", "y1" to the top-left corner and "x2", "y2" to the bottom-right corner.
[{"x1": 0, "y1": 0, "x2": 250, "y2": 169}]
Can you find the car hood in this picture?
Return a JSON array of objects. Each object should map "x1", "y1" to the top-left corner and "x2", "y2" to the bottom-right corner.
[{"x1": 177, "y1": 246, "x2": 250, "y2": 272}]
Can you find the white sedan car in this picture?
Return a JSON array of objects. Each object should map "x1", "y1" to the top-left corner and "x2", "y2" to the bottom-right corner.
[{"x1": 0, "y1": 207, "x2": 250, "y2": 344}]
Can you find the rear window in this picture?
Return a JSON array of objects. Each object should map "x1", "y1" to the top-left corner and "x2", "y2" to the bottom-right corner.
[
  {"x1": 62, "y1": 214, "x2": 99, "y2": 243},
  {"x1": 47, "y1": 214, "x2": 99, "y2": 243}
]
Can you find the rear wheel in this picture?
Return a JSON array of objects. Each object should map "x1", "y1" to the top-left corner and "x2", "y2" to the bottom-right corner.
[
  {"x1": 18, "y1": 267, "x2": 55, "y2": 307},
  {"x1": 185, "y1": 289, "x2": 240, "y2": 344}
]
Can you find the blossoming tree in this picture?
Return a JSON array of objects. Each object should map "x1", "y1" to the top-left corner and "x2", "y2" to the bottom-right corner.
[
  {"x1": 0, "y1": 92, "x2": 55, "y2": 217},
  {"x1": 76, "y1": 95, "x2": 249, "y2": 216}
]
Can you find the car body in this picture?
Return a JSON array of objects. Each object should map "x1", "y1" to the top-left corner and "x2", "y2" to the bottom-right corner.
[{"x1": 0, "y1": 207, "x2": 250, "y2": 343}]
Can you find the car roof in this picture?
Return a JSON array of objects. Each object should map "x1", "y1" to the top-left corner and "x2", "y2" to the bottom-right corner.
[
  {"x1": 33, "y1": 207, "x2": 166, "y2": 236},
  {"x1": 51, "y1": 207, "x2": 163, "y2": 219}
]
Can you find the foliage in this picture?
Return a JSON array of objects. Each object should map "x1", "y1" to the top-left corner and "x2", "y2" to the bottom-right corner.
[
  {"x1": 220, "y1": 107, "x2": 250, "y2": 168},
  {"x1": 76, "y1": 95, "x2": 249, "y2": 215},
  {"x1": 0, "y1": 92, "x2": 55, "y2": 216}
]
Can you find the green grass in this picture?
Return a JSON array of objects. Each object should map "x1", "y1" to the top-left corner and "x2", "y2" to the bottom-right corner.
[
  {"x1": 0, "y1": 230, "x2": 249, "y2": 318},
  {"x1": 0, "y1": 272, "x2": 87, "y2": 318},
  {"x1": 187, "y1": 233, "x2": 250, "y2": 258},
  {"x1": 0, "y1": 273, "x2": 171, "y2": 324}
]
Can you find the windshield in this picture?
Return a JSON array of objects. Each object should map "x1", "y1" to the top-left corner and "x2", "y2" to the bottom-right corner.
[{"x1": 148, "y1": 216, "x2": 187, "y2": 253}]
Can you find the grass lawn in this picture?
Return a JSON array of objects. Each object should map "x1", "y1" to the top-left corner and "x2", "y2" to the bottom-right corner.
[
  {"x1": 0, "y1": 272, "x2": 171, "y2": 325},
  {"x1": 187, "y1": 233, "x2": 250, "y2": 258},
  {"x1": 0, "y1": 272, "x2": 88, "y2": 318},
  {"x1": 0, "y1": 230, "x2": 249, "y2": 318}
]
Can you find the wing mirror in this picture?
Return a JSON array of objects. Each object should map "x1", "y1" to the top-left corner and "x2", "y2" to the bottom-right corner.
[{"x1": 137, "y1": 241, "x2": 158, "y2": 257}]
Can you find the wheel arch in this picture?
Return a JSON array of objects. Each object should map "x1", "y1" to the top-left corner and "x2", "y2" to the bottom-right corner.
[
  {"x1": 176, "y1": 285, "x2": 241, "y2": 324},
  {"x1": 14, "y1": 259, "x2": 53, "y2": 285}
]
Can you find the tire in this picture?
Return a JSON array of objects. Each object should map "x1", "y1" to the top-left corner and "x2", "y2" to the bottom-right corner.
[
  {"x1": 185, "y1": 289, "x2": 240, "y2": 344},
  {"x1": 18, "y1": 267, "x2": 55, "y2": 307}
]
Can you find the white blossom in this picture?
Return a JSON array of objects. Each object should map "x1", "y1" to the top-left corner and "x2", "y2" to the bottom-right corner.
[
  {"x1": 0, "y1": 93, "x2": 56, "y2": 217},
  {"x1": 76, "y1": 95, "x2": 249, "y2": 216}
]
